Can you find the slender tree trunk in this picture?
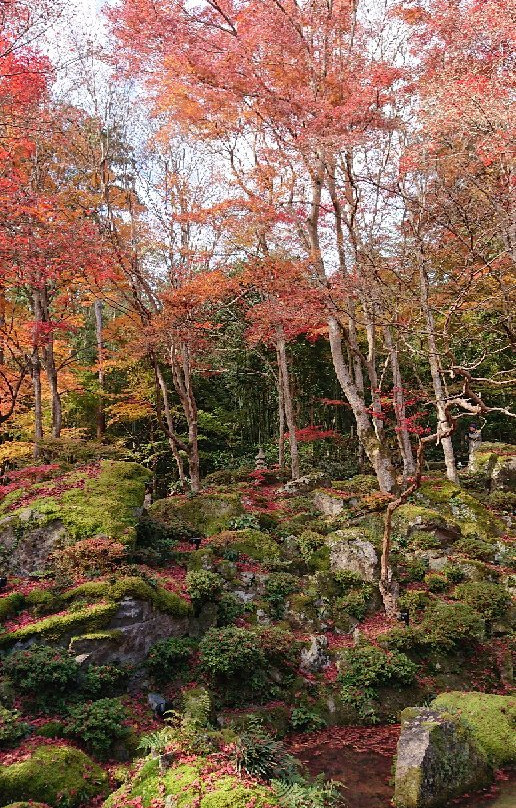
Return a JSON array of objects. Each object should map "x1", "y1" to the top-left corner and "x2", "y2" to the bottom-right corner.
[
  {"x1": 94, "y1": 300, "x2": 106, "y2": 440},
  {"x1": 328, "y1": 316, "x2": 398, "y2": 493},
  {"x1": 384, "y1": 326, "x2": 416, "y2": 480},
  {"x1": 418, "y1": 259, "x2": 458, "y2": 482},
  {"x1": 277, "y1": 366, "x2": 285, "y2": 472},
  {"x1": 31, "y1": 348, "x2": 43, "y2": 458},
  {"x1": 155, "y1": 362, "x2": 188, "y2": 488},
  {"x1": 276, "y1": 330, "x2": 300, "y2": 479},
  {"x1": 169, "y1": 341, "x2": 201, "y2": 493}
]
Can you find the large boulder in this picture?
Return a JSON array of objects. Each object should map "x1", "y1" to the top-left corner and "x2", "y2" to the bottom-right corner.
[
  {"x1": 312, "y1": 490, "x2": 347, "y2": 517},
  {"x1": 394, "y1": 707, "x2": 492, "y2": 808},
  {"x1": 300, "y1": 634, "x2": 330, "y2": 672},
  {"x1": 69, "y1": 596, "x2": 190, "y2": 665},
  {"x1": 0, "y1": 461, "x2": 150, "y2": 575},
  {"x1": 0, "y1": 744, "x2": 108, "y2": 808},
  {"x1": 282, "y1": 471, "x2": 331, "y2": 495},
  {"x1": 329, "y1": 529, "x2": 379, "y2": 582}
]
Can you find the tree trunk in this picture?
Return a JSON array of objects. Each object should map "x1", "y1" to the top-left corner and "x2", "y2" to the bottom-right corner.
[
  {"x1": 94, "y1": 300, "x2": 106, "y2": 441},
  {"x1": 328, "y1": 316, "x2": 397, "y2": 493},
  {"x1": 276, "y1": 331, "x2": 300, "y2": 479},
  {"x1": 277, "y1": 366, "x2": 285, "y2": 472},
  {"x1": 31, "y1": 348, "x2": 43, "y2": 458},
  {"x1": 154, "y1": 362, "x2": 188, "y2": 489},
  {"x1": 169, "y1": 341, "x2": 201, "y2": 493},
  {"x1": 384, "y1": 326, "x2": 416, "y2": 481},
  {"x1": 418, "y1": 259, "x2": 458, "y2": 482}
]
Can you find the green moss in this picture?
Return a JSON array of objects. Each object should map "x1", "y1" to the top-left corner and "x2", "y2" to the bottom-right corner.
[
  {"x1": 431, "y1": 692, "x2": 516, "y2": 766},
  {"x1": 0, "y1": 744, "x2": 108, "y2": 808},
  {"x1": 0, "y1": 602, "x2": 117, "y2": 648},
  {"x1": 65, "y1": 576, "x2": 192, "y2": 618},
  {"x1": 149, "y1": 493, "x2": 243, "y2": 537},
  {"x1": 417, "y1": 480, "x2": 503, "y2": 540},
  {"x1": 0, "y1": 592, "x2": 26, "y2": 622},
  {"x1": 105, "y1": 760, "x2": 272, "y2": 808},
  {"x1": 210, "y1": 530, "x2": 280, "y2": 562},
  {"x1": 4, "y1": 461, "x2": 150, "y2": 545},
  {"x1": 2, "y1": 803, "x2": 51, "y2": 807}
]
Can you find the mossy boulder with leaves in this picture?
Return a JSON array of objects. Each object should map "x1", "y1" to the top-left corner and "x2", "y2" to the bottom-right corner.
[
  {"x1": 0, "y1": 744, "x2": 108, "y2": 808},
  {"x1": 149, "y1": 492, "x2": 243, "y2": 537}
]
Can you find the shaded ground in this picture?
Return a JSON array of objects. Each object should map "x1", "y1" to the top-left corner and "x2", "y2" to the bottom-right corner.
[
  {"x1": 287, "y1": 727, "x2": 516, "y2": 808},
  {"x1": 287, "y1": 726, "x2": 397, "y2": 808}
]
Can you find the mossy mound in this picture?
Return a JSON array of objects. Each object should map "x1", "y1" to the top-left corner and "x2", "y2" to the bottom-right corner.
[
  {"x1": 1, "y1": 461, "x2": 150, "y2": 545},
  {"x1": 415, "y1": 478, "x2": 504, "y2": 541},
  {"x1": 0, "y1": 744, "x2": 108, "y2": 807},
  {"x1": 149, "y1": 493, "x2": 243, "y2": 537},
  {"x1": 1, "y1": 803, "x2": 51, "y2": 807},
  {"x1": 104, "y1": 758, "x2": 273, "y2": 808},
  {"x1": 431, "y1": 692, "x2": 516, "y2": 766},
  {"x1": 0, "y1": 576, "x2": 191, "y2": 648},
  {"x1": 208, "y1": 529, "x2": 280, "y2": 561}
]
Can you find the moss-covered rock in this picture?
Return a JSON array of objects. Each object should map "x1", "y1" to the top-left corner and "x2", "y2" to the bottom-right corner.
[
  {"x1": 0, "y1": 744, "x2": 108, "y2": 807},
  {"x1": 394, "y1": 706, "x2": 491, "y2": 807},
  {"x1": 0, "y1": 462, "x2": 151, "y2": 575},
  {"x1": 208, "y1": 529, "x2": 280, "y2": 562},
  {"x1": 149, "y1": 493, "x2": 243, "y2": 537},
  {"x1": 431, "y1": 692, "x2": 516, "y2": 766},
  {"x1": 104, "y1": 758, "x2": 273, "y2": 808},
  {"x1": 0, "y1": 602, "x2": 118, "y2": 648}
]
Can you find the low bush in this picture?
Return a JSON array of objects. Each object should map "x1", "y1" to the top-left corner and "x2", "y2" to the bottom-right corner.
[
  {"x1": 453, "y1": 581, "x2": 511, "y2": 622},
  {"x1": 442, "y1": 564, "x2": 466, "y2": 584},
  {"x1": 400, "y1": 558, "x2": 429, "y2": 583},
  {"x1": 135, "y1": 512, "x2": 196, "y2": 564},
  {"x1": 424, "y1": 573, "x2": 448, "y2": 593},
  {"x1": 398, "y1": 589, "x2": 430, "y2": 618},
  {"x1": 80, "y1": 664, "x2": 129, "y2": 699},
  {"x1": 65, "y1": 697, "x2": 130, "y2": 759},
  {"x1": 454, "y1": 538, "x2": 495, "y2": 562},
  {"x1": 0, "y1": 706, "x2": 30, "y2": 748},
  {"x1": 289, "y1": 706, "x2": 326, "y2": 732},
  {"x1": 2, "y1": 646, "x2": 79, "y2": 711},
  {"x1": 185, "y1": 570, "x2": 223, "y2": 608},
  {"x1": 217, "y1": 592, "x2": 245, "y2": 626},
  {"x1": 200, "y1": 626, "x2": 264, "y2": 681},
  {"x1": 339, "y1": 644, "x2": 418, "y2": 722},
  {"x1": 420, "y1": 601, "x2": 485, "y2": 650},
  {"x1": 53, "y1": 537, "x2": 127, "y2": 577},
  {"x1": 145, "y1": 637, "x2": 194, "y2": 685},
  {"x1": 264, "y1": 573, "x2": 299, "y2": 619}
]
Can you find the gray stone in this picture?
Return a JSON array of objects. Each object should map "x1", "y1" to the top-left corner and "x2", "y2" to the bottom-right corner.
[
  {"x1": 300, "y1": 634, "x2": 330, "y2": 672},
  {"x1": 394, "y1": 707, "x2": 491, "y2": 807},
  {"x1": 148, "y1": 692, "x2": 167, "y2": 712},
  {"x1": 282, "y1": 472, "x2": 332, "y2": 495},
  {"x1": 0, "y1": 511, "x2": 66, "y2": 575},
  {"x1": 68, "y1": 598, "x2": 189, "y2": 665},
  {"x1": 313, "y1": 490, "x2": 346, "y2": 517},
  {"x1": 329, "y1": 530, "x2": 379, "y2": 582},
  {"x1": 491, "y1": 454, "x2": 516, "y2": 492}
]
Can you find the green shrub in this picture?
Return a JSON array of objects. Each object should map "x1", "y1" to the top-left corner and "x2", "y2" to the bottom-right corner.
[
  {"x1": 401, "y1": 558, "x2": 429, "y2": 583},
  {"x1": 2, "y1": 646, "x2": 79, "y2": 711},
  {"x1": 135, "y1": 512, "x2": 196, "y2": 563},
  {"x1": 200, "y1": 627, "x2": 264, "y2": 681},
  {"x1": 443, "y1": 564, "x2": 466, "y2": 584},
  {"x1": 489, "y1": 490, "x2": 516, "y2": 512},
  {"x1": 333, "y1": 570, "x2": 364, "y2": 591},
  {"x1": 297, "y1": 531, "x2": 325, "y2": 565},
  {"x1": 420, "y1": 601, "x2": 485, "y2": 650},
  {"x1": 145, "y1": 637, "x2": 194, "y2": 685},
  {"x1": 335, "y1": 587, "x2": 373, "y2": 621},
  {"x1": 398, "y1": 589, "x2": 430, "y2": 618},
  {"x1": 0, "y1": 592, "x2": 25, "y2": 622},
  {"x1": 271, "y1": 779, "x2": 342, "y2": 808},
  {"x1": 80, "y1": 663, "x2": 129, "y2": 698},
  {"x1": 454, "y1": 538, "x2": 495, "y2": 562},
  {"x1": 65, "y1": 697, "x2": 130, "y2": 759},
  {"x1": 185, "y1": 570, "x2": 223, "y2": 607},
  {"x1": 454, "y1": 581, "x2": 511, "y2": 621},
  {"x1": 229, "y1": 514, "x2": 261, "y2": 531},
  {"x1": 217, "y1": 592, "x2": 245, "y2": 626},
  {"x1": 257, "y1": 626, "x2": 300, "y2": 671},
  {"x1": 0, "y1": 744, "x2": 108, "y2": 807},
  {"x1": 339, "y1": 645, "x2": 418, "y2": 721},
  {"x1": 424, "y1": 573, "x2": 448, "y2": 593},
  {"x1": 0, "y1": 706, "x2": 30, "y2": 748},
  {"x1": 264, "y1": 573, "x2": 299, "y2": 619}
]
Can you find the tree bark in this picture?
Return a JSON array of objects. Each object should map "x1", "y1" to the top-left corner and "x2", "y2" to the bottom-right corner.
[
  {"x1": 328, "y1": 316, "x2": 398, "y2": 493},
  {"x1": 31, "y1": 347, "x2": 43, "y2": 458},
  {"x1": 276, "y1": 330, "x2": 300, "y2": 479},
  {"x1": 94, "y1": 300, "x2": 106, "y2": 441},
  {"x1": 383, "y1": 326, "x2": 416, "y2": 481},
  {"x1": 418, "y1": 258, "x2": 458, "y2": 482}
]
